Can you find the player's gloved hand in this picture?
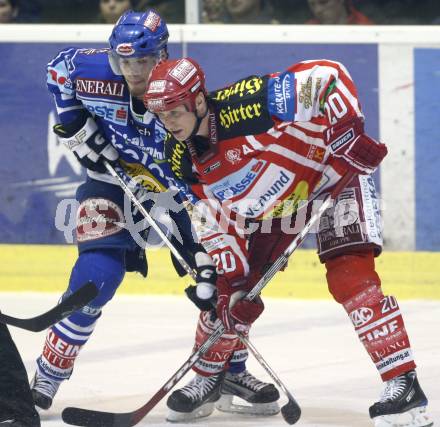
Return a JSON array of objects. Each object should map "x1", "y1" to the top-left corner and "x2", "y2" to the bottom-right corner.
[
  {"x1": 185, "y1": 252, "x2": 217, "y2": 311},
  {"x1": 216, "y1": 277, "x2": 264, "y2": 333},
  {"x1": 53, "y1": 111, "x2": 118, "y2": 173},
  {"x1": 326, "y1": 116, "x2": 387, "y2": 175}
]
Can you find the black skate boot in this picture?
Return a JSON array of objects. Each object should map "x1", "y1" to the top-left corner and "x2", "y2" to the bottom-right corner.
[
  {"x1": 0, "y1": 415, "x2": 40, "y2": 427},
  {"x1": 29, "y1": 371, "x2": 61, "y2": 410},
  {"x1": 166, "y1": 372, "x2": 225, "y2": 422},
  {"x1": 369, "y1": 370, "x2": 433, "y2": 427},
  {"x1": 216, "y1": 370, "x2": 280, "y2": 416}
]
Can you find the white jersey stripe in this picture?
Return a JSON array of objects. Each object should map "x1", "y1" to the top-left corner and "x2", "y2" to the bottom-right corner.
[
  {"x1": 56, "y1": 104, "x2": 84, "y2": 115},
  {"x1": 267, "y1": 143, "x2": 326, "y2": 172},
  {"x1": 293, "y1": 121, "x2": 328, "y2": 134},
  {"x1": 283, "y1": 125, "x2": 327, "y2": 148},
  {"x1": 267, "y1": 127, "x2": 283, "y2": 138},
  {"x1": 53, "y1": 324, "x2": 90, "y2": 342},
  {"x1": 245, "y1": 135, "x2": 264, "y2": 150},
  {"x1": 61, "y1": 318, "x2": 97, "y2": 334}
]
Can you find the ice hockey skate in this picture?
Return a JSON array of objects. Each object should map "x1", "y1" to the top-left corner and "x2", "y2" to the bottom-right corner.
[
  {"x1": 166, "y1": 372, "x2": 225, "y2": 422},
  {"x1": 215, "y1": 370, "x2": 280, "y2": 416},
  {"x1": 369, "y1": 370, "x2": 433, "y2": 427},
  {"x1": 30, "y1": 371, "x2": 61, "y2": 410},
  {"x1": 0, "y1": 417, "x2": 40, "y2": 427}
]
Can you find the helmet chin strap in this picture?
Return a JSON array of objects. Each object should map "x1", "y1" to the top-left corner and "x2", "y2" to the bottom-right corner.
[{"x1": 188, "y1": 100, "x2": 209, "y2": 139}]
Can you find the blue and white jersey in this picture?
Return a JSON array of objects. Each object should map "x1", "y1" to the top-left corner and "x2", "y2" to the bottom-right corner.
[{"x1": 47, "y1": 47, "x2": 197, "y2": 203}]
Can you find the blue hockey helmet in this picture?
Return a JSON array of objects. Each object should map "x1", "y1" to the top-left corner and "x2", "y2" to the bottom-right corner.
[{"x1": 109, "y1": 9, "x2": 169, "y2": 59}]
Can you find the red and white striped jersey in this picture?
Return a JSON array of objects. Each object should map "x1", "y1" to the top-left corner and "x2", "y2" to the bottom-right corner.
[{"x1": 166, "y1": 59, "x2": 365, "y2": 284}]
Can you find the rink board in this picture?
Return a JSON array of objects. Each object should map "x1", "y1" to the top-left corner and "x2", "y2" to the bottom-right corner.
[
  {"x1": 0, "y1": 25, "x2": 439, "y2": 251},
  {"x1": 0, "y1": 245, "x2": 439, "y2": 299}
]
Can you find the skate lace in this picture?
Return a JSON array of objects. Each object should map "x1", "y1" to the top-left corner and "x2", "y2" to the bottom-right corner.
[
  {"x1": 180, "y1": 375, "x2": 218, "y2": 402},
  {"x1": 380, "y1": 374, "x2": 408, "y2": 402},
  {"x1": 234, "y1": 370, "x2": 266, "y2": 392},
  {"x1": 32, "y1": 374, "x2": 60, "y2": 398}
]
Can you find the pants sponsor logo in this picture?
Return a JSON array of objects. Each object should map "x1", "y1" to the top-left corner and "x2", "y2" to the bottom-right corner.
[
  {"x1": 43, "y1": 330, "x2": 82, "y2": 370},
  {"x1": 76, "y1": 198, "x2": 124, "y2": 242},
  {"x1": 350, "y1": 307, "x2": 374, "y2": 327},
  {"x1": 371, "y1": 339, "x2": 409, "y2": 360},
  {"x1": 360, "y1": 319, "x2": 400, "y2": 343},
  {"x1": 376, "y1": 350, "x2": 411, "y2": 372}
]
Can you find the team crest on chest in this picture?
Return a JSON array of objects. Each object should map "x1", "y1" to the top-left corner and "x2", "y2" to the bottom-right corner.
[{"x1": 225, "y1": 148, "x2": 241, "y2": 164}]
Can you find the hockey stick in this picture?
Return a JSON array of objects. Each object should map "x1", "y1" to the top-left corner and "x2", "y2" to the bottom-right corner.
[
  {"x1": 62, "y1": 170, "x2": 354, "y2": 427},
  {"x1": 103, "y1": 161, "x2": 194, "y2": 277},
  {"x1": 238, "y1": 334, "x2": 300, "y2": 425},
  {"x1": 0, "y1": 281, "x2": 98, "y2": 332},
  {"x1": 105, "y1": 161, "x2": 302, "y2": 422}
]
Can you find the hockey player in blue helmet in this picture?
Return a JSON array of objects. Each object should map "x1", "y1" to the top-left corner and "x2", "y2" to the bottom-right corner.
[
  {"x1": 108, "y1": 9, "x2": 169, "y2": 97},
  {"x1": 29, "y1": 9, "x2": 217, "y2": 412},
  {"x1": 31, "y1": 8, "x2": 280, "y2": 420}
]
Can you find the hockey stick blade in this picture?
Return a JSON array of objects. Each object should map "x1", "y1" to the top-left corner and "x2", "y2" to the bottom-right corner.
[
  {"x1": 0, "y1": 281, "x2": 98, "y2": 332},
  {"x1": 63, "y1": 385, "x2": 172, "y2": 427},
  {"x1": 62, "y1": 408, "x2": 119, "y2": 427},
  {"x1": 62, "y1": 329, "x2": 225, "y2": 427}
]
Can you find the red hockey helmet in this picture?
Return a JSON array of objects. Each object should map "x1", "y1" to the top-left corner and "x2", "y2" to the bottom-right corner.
[{"x1": 144, "y1": 58, "x2": 206, "y2": 113}]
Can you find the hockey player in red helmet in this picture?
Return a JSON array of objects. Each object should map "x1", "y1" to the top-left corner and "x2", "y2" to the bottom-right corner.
[
  {"x1": 145, "y1": 57, "x2": 433, "y2": 426},
  {"x1": 145, "y1": 58, "x2": 208, "y2": 141}
]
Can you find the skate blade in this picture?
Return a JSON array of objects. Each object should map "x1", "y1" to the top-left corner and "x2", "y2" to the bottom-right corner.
[
  {"x1": 374, "y1": 406, "x2": 434, "y2": 427},
  {"x1": 166, "y1": 402, "x2": 215, "y2": 423},
  {"x1": 215, "y1": 394, "x2": 280, "y2": 416}
]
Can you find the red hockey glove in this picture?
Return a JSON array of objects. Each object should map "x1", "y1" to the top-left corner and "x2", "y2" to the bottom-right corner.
[
  {"x1": 216, "y1": 277, "x2": 264, "y2": 332},
  {"x1": 326, "y1": 116, "x2": 387, "y2": 175}
]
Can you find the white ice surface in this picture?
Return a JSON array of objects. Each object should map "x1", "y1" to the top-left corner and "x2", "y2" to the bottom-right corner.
[{"x1": 1, "y1": 293, "x2": 439, "y2": 427}]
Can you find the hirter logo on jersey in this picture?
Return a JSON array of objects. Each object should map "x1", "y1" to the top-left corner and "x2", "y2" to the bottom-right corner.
[
  {"x1": 116, "y1": 43, "x2": 135, "y2": 56},
  {"x1": 170, "y1": 59, "x2": 197, "y2": 85},
  {"x1": 225, "y1": 148, "x2": 241, "y2": 164},
  {"x1": 144, "y1": 10, "x2": 161, "y2": 31},
  {"x1": 76, "y1": 78, "x2": 125, "y2": 98}
]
